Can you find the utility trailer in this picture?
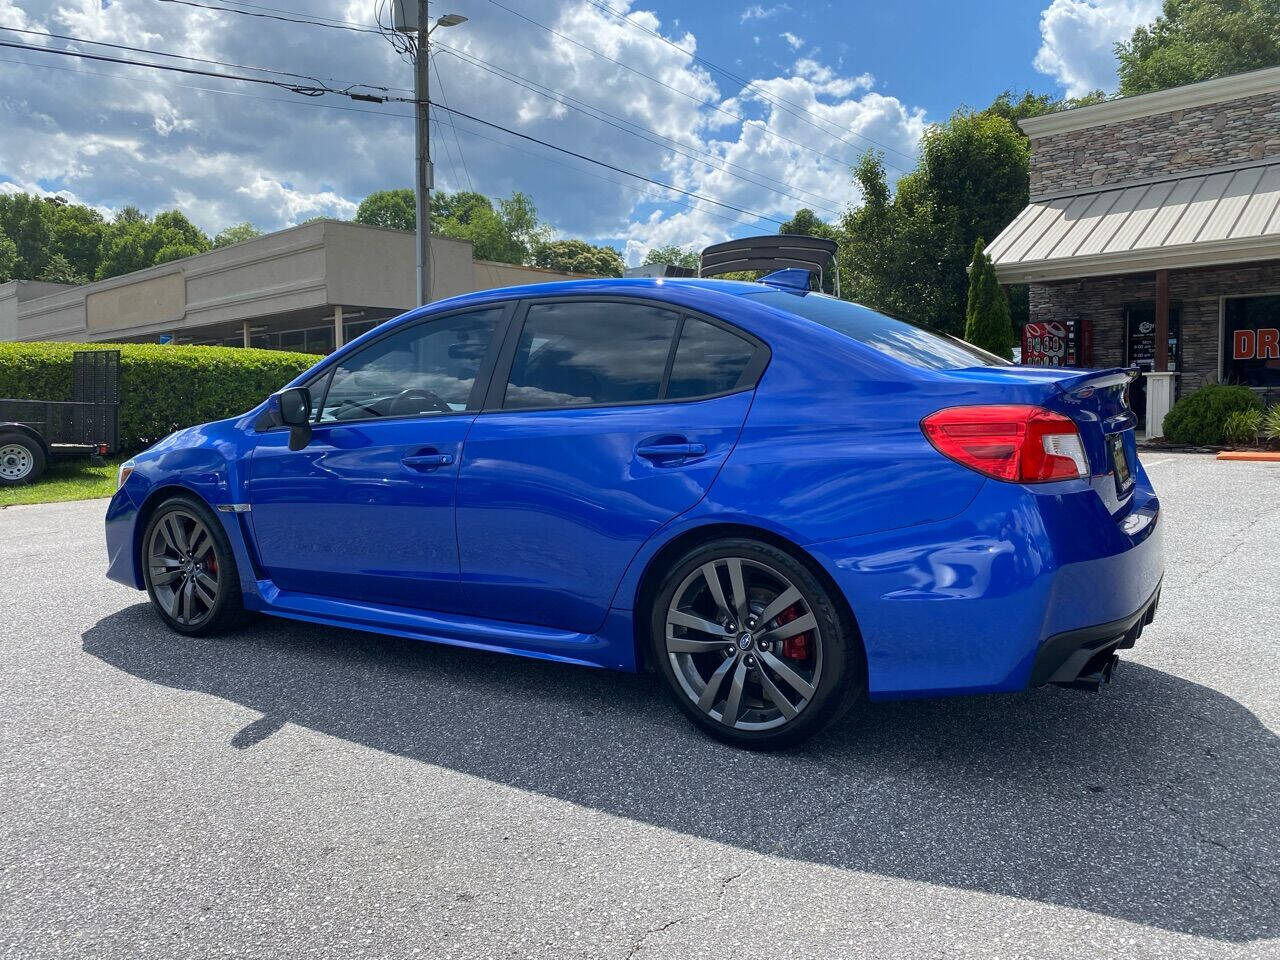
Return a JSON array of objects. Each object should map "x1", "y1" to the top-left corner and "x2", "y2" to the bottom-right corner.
[{"x1": 0, "y1": 350, "x2": 120, "y2": 486}]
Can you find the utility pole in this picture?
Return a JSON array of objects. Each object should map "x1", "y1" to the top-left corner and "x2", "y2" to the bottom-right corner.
[{"x1": 414, "y1": 0, "x2": 432, "y2": 305}]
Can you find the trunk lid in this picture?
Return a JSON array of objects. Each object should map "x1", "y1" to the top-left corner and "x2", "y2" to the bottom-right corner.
[{"x1": 942, "y1": 366, "x2": 1140, "y2": 512}]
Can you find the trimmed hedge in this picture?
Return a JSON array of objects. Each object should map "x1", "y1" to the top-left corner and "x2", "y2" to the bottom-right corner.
[
  {"x1": 0, "y1": 341, "x2": 319, "y2": 451},
  {"x1": 1161, "y1": 383, "x2": 1262, "y2": 446}
]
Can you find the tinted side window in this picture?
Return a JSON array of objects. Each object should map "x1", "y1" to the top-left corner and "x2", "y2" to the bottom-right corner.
[
  {"x1": 503, "y1": 301, "x2": 679, "y2": 409},
  {"x1": 666, "y1": 318, "x2": 756, "y2": 399},
  {"x1": 319, "y1": 308, "x2": 502, "y2": 422}
]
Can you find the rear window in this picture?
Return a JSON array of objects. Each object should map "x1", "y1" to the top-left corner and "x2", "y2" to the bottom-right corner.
[{"x1": 742, "y1": 289, "x2": 1009, "y2": 370}]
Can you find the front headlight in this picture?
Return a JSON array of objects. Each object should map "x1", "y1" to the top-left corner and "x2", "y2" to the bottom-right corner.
[{"x1": 117, "y1": 459, "x2": 135, "y2": 490}]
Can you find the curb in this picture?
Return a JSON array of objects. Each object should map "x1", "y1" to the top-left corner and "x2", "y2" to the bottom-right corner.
[{"x1": 1216, "y1": 451, "x2": 1280, "y2": 462}]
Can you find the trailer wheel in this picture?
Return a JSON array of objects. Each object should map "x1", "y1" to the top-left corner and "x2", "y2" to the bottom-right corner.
[{"x1": 0, "y1": 432, "x2": 45, "y2": 485}]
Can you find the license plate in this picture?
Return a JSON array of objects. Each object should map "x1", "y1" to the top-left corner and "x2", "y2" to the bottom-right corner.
[{"x1": 1108, "y1": 432, "x2": 1133, "y2": 494}]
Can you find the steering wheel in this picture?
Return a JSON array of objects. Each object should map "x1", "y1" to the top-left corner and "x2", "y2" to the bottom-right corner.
[{"x1": 388, "y1": 388, "x2": 452, "y2": 415}]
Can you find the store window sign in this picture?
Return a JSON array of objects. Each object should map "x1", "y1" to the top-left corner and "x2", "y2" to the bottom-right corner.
[
  {"x1": 1223, "y1": 295, "x2": 1280, "y2": 387},
  {"x1": 1233, "y1": 328, "x2": 1280, "y2": 360}
]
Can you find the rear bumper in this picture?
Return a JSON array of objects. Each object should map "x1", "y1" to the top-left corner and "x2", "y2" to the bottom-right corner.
[
  {"x1": 808, "y1": 465, "x2": 1164, "y2": 700},
  {"x1": 1029, "y1": 579, "x2": 1161, "y2": 690}
]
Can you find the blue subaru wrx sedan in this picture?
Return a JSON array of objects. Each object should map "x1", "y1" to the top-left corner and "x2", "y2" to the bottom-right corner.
[{"x1": 106, "y1": 275, "x2": 1163, "y2": 748}]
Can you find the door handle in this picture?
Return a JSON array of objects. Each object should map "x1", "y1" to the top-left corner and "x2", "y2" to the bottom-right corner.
[
  {"x1": 402, "y1": 452, "x2": 454, "y2": 470},
  {"x1": 636, "y1": 442, "x2": 707, "y2": 460}
]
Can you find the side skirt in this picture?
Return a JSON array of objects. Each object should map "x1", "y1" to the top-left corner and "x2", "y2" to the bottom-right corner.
[{"x1": 247, "y1": 583, "x2": 637, "y2": 671}]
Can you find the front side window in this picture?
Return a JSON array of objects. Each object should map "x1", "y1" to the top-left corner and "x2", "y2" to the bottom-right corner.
[
  {"x1": 503, "y1": 301, "x2": 680, "y2": 409},
  {"x1": 318, "y1": 307, "x2": 502, "y2": 422}
]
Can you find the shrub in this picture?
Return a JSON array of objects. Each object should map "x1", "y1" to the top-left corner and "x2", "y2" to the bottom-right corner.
[
  {"x1": 1161, "y1": 384, "x2": 1262, "y2": 445},
  {"x1": 1222, "y1": 408, "x2": 1262, "y2": 446},
  {"x1": 0, "y1": 341, "x2": 318, "y2": 451},
  {"x1": 1264, "y1": 404, "x2": 1280, "y2": 442}
]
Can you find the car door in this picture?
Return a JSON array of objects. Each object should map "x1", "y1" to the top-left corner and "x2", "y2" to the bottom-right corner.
[
  {"x1": 248, "y1": 303, "x2": 510, "y2": 613},
  {"x1": 455, "y1": 297, "x2": 767, "y2": 634}
]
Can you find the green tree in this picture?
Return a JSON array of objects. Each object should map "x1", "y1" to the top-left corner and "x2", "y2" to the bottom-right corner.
[
  {"x1": 38, "y1": 253, "x2": 87, "y2": 285},
  {"x1": 0, "y1": 233, "x2": 16, "y2": 283},
  {"x1": 1117, "y1": 0, "x2": 1280, "y2": 96},
  {"x1": 213, "y1": 222, "x2": 263, "y2": 247},
  {"x1": 532, "y1": 238, "x2": 624, "y2": 276},
  {"x1": 50, "y1": 203, "x2": 106, "y2": 281},
  {"x1": 355, "y1": 188, "x2": 550, "y2": 265},
  {"x1": 0, "y1": 193, "x2": 55, "y2": 278},
  {"x1": 964, "y1": 239, "x2": 1015, "y2": 359},
  {"x1": 95, "y1": 208, "x2": 211, "y2": 279},
  {"x1": 837, "y1": 105, "x2": 1030, "y2": 336},
  {"x1": 642, "y1": 244, "x2": 700, "y2": 269},
  {"x1": 432, "y1": 190, "x2": 548, "y2": 264},
  {"x1": 779, "y1": 208, "x2": 838, "y2": 240},
  {"x1": 355, "y1": 188, "x2": 416, "y2": 230}
]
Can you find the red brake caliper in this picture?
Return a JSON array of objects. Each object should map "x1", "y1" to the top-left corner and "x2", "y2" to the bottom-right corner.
[{"x1": 774, "y1": 604, "x2": 811, "y2": 660}]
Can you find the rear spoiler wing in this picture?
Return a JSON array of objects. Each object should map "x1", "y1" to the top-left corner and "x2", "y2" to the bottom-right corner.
[
  {"x1": 1052, "y1": 367, "x2": 1142, "y2": 395},
  {"x1": 700, "y1": 234, "x2": 840, "y2": 296}
]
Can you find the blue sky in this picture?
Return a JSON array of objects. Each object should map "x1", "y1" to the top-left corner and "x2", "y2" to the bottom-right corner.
[
  {"x1": 0, "y1": 0, "x2": 1160, "y2": 263},
  {"x1": 668, "y1": 0, "x2": 1047, "y2": 122}
]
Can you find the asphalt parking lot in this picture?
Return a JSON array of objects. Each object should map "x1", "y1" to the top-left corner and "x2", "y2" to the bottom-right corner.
[{"x1": 1, "y1": 452, "x2": 1277, "y2": 959}]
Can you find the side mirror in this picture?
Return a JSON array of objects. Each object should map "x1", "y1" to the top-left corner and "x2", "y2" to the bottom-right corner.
[
  {"x1": 276, "y1": 387, "x2": 311, "y2": 427},
  {"x1": 258, "y1": 387, "x2": 313, "y2": 450}
]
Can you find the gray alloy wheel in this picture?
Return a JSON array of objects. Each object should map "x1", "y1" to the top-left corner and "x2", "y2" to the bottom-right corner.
[
  {"x1": 0, "y1": 441, "x2": 36, "y2": 483},
  {"x1": 665, "y1": 556, "x2": 824, "y2": 733},
  {"x1": 146, "y1": 507, "x2": 222, "y2": 628}
]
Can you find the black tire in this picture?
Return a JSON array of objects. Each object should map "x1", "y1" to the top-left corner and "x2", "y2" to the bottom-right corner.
[
  {"x1": 650, "y1": 537, "x2": 864, "y2": 750},
  {"x1": 0, "y1": 431, "x2": 45, "y2": 486},
  {"x1": 141, "y1": 495, "x2": 248, "y2": 636}
]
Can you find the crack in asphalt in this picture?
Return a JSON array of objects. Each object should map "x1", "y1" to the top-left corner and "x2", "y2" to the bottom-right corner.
[{"x1": 624, "y1": 867, "x2": 750, "y2": 959}]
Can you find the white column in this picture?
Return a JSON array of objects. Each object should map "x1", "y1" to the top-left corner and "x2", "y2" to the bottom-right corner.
[
  {"x1": 1145, "y1": 371, "x2": 1177, "y2": 439},
  {"x1": 241, "y1": 320, "x2": 251, "y2": 348},
  {"x1": 333, "y1": 305, "x2": 344, "y2": 351}
]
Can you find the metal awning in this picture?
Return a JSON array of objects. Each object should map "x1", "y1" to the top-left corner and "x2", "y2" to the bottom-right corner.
[{"x1": 989, "y1": 159, "x2": 1280, "y2": 283}]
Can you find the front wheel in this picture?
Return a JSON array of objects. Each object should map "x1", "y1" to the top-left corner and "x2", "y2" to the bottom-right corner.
[
  {"x1": 650, "y1": 538, "x2": 863, "y2": 750},
  {"x1": 142, "y1": 496, "x2": 247, "y2": 636}
]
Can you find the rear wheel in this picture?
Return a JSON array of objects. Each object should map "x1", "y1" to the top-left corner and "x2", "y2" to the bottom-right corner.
[
  {"x1": 651, "y1": 538, "x2": 863, "y2": 749},
  {"x1": 142, "y1": 496, "x2": 246, "y2": 636},
  {"x1": 0, "y1": 432, "x2": 45, "y2": 486}
]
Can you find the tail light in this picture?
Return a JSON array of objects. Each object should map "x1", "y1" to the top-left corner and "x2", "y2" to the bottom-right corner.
[{"x1": 921, "y1": 405, "x2": 1089, "y2": 482}]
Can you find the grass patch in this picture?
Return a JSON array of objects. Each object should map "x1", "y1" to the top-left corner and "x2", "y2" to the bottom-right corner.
[{"x1": 0, "y1": 455, "x2": 126, "y2": 507}]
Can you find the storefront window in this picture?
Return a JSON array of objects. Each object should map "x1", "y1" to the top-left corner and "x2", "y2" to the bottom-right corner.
[{"x1": 1223, "y1": 295, "x2": 1280, "y2": 388}]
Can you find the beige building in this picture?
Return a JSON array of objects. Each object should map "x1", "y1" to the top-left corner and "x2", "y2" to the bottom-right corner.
[{"x1": 0, "y1": 219, "x2": 589, "y2": 354}]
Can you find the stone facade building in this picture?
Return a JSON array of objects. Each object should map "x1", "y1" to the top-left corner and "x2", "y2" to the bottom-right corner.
[{"x1": 990, "y1": 67, "x2": 1280, "y2": 434}]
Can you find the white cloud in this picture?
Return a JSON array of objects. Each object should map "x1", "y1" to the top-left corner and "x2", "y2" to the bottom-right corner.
[
  {"x1": 780, "y1": 31, "x2": 804, "y2": 51},
  {"x1": 1033, "y1": 0, "x2": 1160, "y2": 96},
  {"x1": 740, "y1": 4, "x2": 791, "y2": 23},
  {"x1": 0, "y1": 0, "x2": 927, "y2": 265}
]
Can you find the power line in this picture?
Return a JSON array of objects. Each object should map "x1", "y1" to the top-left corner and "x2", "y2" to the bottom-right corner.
[
  {"x1": 1, "y1": 49, "x2": 765, "y2": 237},
  {"x1": 430, "y1": 52, "x2": 474, "y2": 193},
  {"x1": 580, "y1": 0, "x2": 918, "y2": 166},
  {"x1": 0, "y1": 40, "x2": 786, "y2": 226},
  {"x1": 434, "y1": 109, "x2": 768, "y2": 232},
  {"x1": 154, "y1": 0, "x2": 383, "y2": 33},
  {"x1": 0, "y1": 53, "x2": 412, "y2": 120},
  {"x1": 410, "y1": 98, "x2": 787, "y2": 226},
  {"x1": 0, "y1": 24, "x2": 400, "y2": 93},
  {"x1": 481, "y1": 0, "x2": 908, "y2": 175},
  {"x1": 434, "y1": 42, "x2": 844, "y2": 216},
  {"x1": 149, "y1": 0, "x2": 905, "y2": 178},
  {"x1": 0, "y1": 37, "x2": 334, "y2": 95}
]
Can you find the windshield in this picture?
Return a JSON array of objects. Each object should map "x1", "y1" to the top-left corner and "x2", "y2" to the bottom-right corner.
[{"x1": 742, "y1": 289, "x2": 1010, "y2": 370}]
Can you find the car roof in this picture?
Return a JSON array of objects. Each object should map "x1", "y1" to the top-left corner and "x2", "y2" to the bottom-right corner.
[{"x1": 426, "y1": 275, "x2": 772, "y2": 309}]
